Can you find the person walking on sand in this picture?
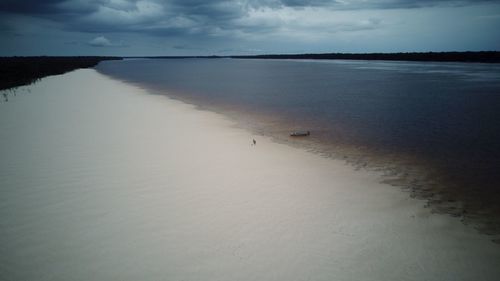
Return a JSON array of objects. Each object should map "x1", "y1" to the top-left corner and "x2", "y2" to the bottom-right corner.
[{"x1": 253, "y1": 139, "x2": 256, "y2": 146}]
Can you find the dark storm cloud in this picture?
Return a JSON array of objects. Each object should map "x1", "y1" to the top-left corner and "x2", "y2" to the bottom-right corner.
[
  {"x1": 1, "y1": 0, "x2": 499, "y2": 55},
  {"x1": 0, "y1": 0, "x2": 63, "y2": 14},
  {"x1": 0, "y1": 0, "x2": 498, "y2": 38},
  {"x1": 1, "y1": 1, "x2": 496, "y2": 17}
]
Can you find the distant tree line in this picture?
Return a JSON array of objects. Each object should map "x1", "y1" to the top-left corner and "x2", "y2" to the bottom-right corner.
[
  {"x1": 230, "y1": 51, "x2": 500, "y2": 63},
  {"x1": 0, "y1": 56, "x2": 121, "y2": 91},
  {"x1": 131, "y1": 56, "x2": 221, "y2": 59},
  {"x1": 138, "y1": 51, "x2": 500, "y2": 63}
]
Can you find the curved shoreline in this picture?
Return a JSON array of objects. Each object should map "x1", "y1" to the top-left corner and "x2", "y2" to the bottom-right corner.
[
  {"x1": 93, "y1": 68, "x2": 500, "y2": 254},
  {"x1": 95, "y1": 65, "x2": 500, "y2": 241}
]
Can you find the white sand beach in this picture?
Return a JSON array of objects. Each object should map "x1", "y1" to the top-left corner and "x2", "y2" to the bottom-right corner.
[{"x1": 1, "y1": 69, "x2": 499, "y2": 281}]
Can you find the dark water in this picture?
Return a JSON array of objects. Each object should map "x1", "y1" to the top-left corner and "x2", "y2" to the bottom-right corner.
[{"x1": 97, "y1": 58, "x2": 500, "y2": 226}]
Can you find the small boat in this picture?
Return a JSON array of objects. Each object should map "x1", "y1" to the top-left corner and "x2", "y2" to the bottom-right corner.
[{"x1": 290, "y1": 130, "x2": 310, "y2": 137}]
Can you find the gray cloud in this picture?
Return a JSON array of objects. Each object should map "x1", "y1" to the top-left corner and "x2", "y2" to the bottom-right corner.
[
  {"x1": 2, "y1": 1, "x2": 498, "y2": 31},
  {"x1": 0, "y1": 0, "x2": 493, "y2": 45},
  {"x1": 0, "y1": 0, "x2": 63, "y2": 14},
  {"x1": 88, "y1": 35, "x2": 111, "y2": 46},
  {"x1": 273, "y1": 0, "x2": 500, "y2": 9},
  {"x1": 1, "y1": 0, "x2": 499, "y2": 55},
  {"x1": 88, "y1": 35, "x2": 129, "y2": 47}
]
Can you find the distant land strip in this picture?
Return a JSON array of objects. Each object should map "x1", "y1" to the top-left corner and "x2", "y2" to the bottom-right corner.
[
  {"x1": 0, "y1": 56, "x2": 121, "y2": 91},
  {"x1": 142, "y1": 51, "x2": 500, "y2": 63},
  {"x1": 2, "y1": 52, "x2": 499, "y2": 91}
]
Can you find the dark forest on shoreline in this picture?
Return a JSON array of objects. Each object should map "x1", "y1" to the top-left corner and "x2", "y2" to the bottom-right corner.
[
  {"x1": 230, "y1": 51, "x2": 500, "y2": 63},
  {"x1": 0, "y1": 56, "x2": 121, "y2": 91},
  {"x1": 144, "y1": 51, "x2": 500, "y2": 63}
]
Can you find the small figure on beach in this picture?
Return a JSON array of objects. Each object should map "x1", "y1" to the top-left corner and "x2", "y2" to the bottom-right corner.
[{"x1": 252, "y1": 139, "x2": 256, "y2": 146}]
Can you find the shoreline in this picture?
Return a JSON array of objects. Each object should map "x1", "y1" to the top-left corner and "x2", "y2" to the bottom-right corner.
[
  {"x1": 89, "y1": 69, "x2": 500, "y2": 245},
  {"x1": 95, "y1": 65, "x2": 500, "y2": 241},
  {"x1": 1, "y1": 69, "x2": 500, "y2": 280}
]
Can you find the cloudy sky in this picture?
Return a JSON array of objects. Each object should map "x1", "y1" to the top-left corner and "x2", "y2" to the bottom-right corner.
[{"x1": 1, "y1": 0, "x2": 499, "y2": 56}]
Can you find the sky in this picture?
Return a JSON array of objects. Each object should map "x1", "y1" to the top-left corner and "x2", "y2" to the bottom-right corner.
[{"x1": 1, "y1": 0, "x2": 499, "y2": 56}]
